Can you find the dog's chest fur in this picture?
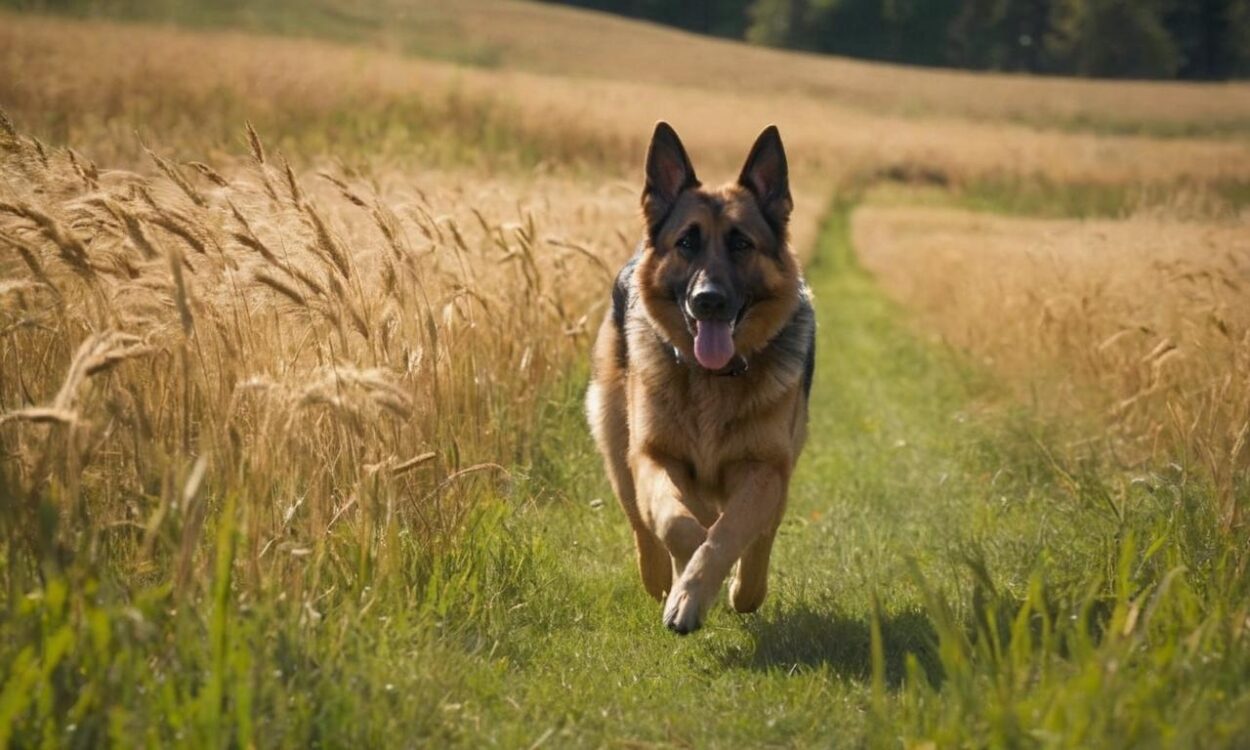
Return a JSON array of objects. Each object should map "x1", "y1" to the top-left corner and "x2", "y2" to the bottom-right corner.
[{"x1": 622, "y1": 295, "x2": 814, "y2": 496}]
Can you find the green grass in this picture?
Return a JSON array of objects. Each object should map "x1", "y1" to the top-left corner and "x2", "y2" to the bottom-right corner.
[{"x1": 6, "y1": 200, "x2": 1247, "y2": 746}]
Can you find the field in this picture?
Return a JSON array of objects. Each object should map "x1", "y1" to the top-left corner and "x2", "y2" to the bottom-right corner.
[{"x1": 1, "y1": 1, "x2": 1248, "y2": 746}]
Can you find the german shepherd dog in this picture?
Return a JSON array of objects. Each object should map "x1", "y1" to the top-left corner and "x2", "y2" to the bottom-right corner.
[{"x1": 586, "y1": 123, "x2": 815, "y2": 634}]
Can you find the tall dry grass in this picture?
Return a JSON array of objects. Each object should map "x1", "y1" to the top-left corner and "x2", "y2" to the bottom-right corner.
[
  {"x1": 853, "y1": 203, "x2": 1250, "y2": 529},
  {"x1": 0, "y1": 113, "x2": 635, "y2": 591},
  {"x1": 14, "y1": 0, "x2": 1250, "y2": 135},
  {"x1": 4, "y1": 12, "x2": 1250, "y2": 194}
]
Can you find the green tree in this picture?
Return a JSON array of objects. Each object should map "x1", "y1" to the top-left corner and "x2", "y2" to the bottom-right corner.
[
  {"x1": 1047, "y1": 0, "x2": 1180, "y2": 77},
  {"x1": 537, "y1": 0, "x2": 753, "y2": 39},
  {"x1": 752, "y1": 0, "x2": 961, "y2": 65},
  {"x1": 745, "y1": 0, "x2": 807, "y2": 46},
  {"x1": 1227, "y1": 0, "x2": 1250, "y2": 75},
  {"x1": 545, "y1": 0, "x2": 1249, "y2": 80},
  {"x1": 1166, "y1": 0, "x2": 1250, "y2": 78},
  {"x1": 948, "y1": 0, "x2": 1054, "y2": 72}
]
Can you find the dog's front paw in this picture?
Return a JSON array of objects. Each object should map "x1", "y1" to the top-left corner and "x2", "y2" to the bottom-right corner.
[{"x1": 662, "y1": 579, "x2": 710, "y2": 635}]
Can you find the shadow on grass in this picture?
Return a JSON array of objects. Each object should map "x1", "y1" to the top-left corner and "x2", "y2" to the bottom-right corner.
[{"x1": 719, "y1": 600, "x2": 944, "y2": 689}]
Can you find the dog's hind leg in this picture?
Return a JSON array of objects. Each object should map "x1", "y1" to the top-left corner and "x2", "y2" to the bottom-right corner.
[
  {"x1": 730, "y1": 528, "x2": 777, "y2": 613},
  {"x1": 587, "y1": 376, "x2": 671, "y2": 600},
  {"x1": 633, "y1": 528, "x2": 671, "y2": 601},
  {"x1": 731, "y1": 482, "x2": 787, "y2": 613},
  {"x1": 609, "y1": 445, "x2": 671, "y2": 600}
]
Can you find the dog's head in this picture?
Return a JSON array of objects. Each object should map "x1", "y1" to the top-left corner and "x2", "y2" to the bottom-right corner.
[{"x1": 636, "y1": 122, "x2": 801, "y2": 373}]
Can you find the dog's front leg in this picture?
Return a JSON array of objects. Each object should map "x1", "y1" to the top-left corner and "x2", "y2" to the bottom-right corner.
[
  {"x1": 662, "y1": 461, "x2": 783, "y2": 634},
  {"x1": 634, "y1": 455, "x2": 709, "y2": 579}
]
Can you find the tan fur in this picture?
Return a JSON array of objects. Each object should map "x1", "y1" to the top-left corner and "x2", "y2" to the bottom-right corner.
[{"x1": 586, "y1": 123, "x2": 812, "y2": 633}]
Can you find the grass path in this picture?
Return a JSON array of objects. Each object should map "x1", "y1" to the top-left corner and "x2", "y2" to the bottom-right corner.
[{"x1": 445, "y1": 203, "x2": 1127, "y2": 746}]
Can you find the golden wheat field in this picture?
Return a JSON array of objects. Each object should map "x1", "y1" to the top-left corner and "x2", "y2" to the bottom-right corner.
[
  {"x1": 1, "y1": 1, "x2": 1249, "y2": 745},
  {"x1": 854, "y1": 203, "x2": 1250, "y2": 525},
  {"x1": 5, "y1": 10, "x2": 1250, "y2": 189},
  {"x1": 0, "y1": 113, "x2": 643, "y2": 564}
]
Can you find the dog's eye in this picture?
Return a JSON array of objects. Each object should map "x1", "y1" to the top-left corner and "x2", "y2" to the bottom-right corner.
[
  {"x1": 729, "y1": 232, "x2": 753, "y2": 253},
  {"x1": 675, "y1": 228, "x2": 700, "y2": 254}
]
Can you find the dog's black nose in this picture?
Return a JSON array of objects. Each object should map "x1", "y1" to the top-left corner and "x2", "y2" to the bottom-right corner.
[{"x1": 690, "y1": 288, "x2": 730, "y2": 320}]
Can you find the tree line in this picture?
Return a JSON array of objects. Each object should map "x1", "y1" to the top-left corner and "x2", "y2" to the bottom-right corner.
[{"x1": 542, "y1": 0, "x2": 1250, "y2": 80}]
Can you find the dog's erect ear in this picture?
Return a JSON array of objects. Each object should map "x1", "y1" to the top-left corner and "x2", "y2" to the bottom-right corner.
[
  {"x1": 738, "y1": 125, "x2": 792, "y2": 229},
  {"x1": 643, "y1": 122, "x2": 698, "y2": 231}
]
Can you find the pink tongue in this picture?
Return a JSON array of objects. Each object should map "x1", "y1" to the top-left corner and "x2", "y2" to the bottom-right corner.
[{"x1": 693, "y1": 320, "x2": 735, "y2": 371}]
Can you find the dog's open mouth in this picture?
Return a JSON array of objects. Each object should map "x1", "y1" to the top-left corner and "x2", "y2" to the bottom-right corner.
[
  {"x1": 685, "y1": 305, "x2": 748, "y2": 372},
  {"x1": 692, "y1": 319, "x2": 734, "y2": 370}
]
